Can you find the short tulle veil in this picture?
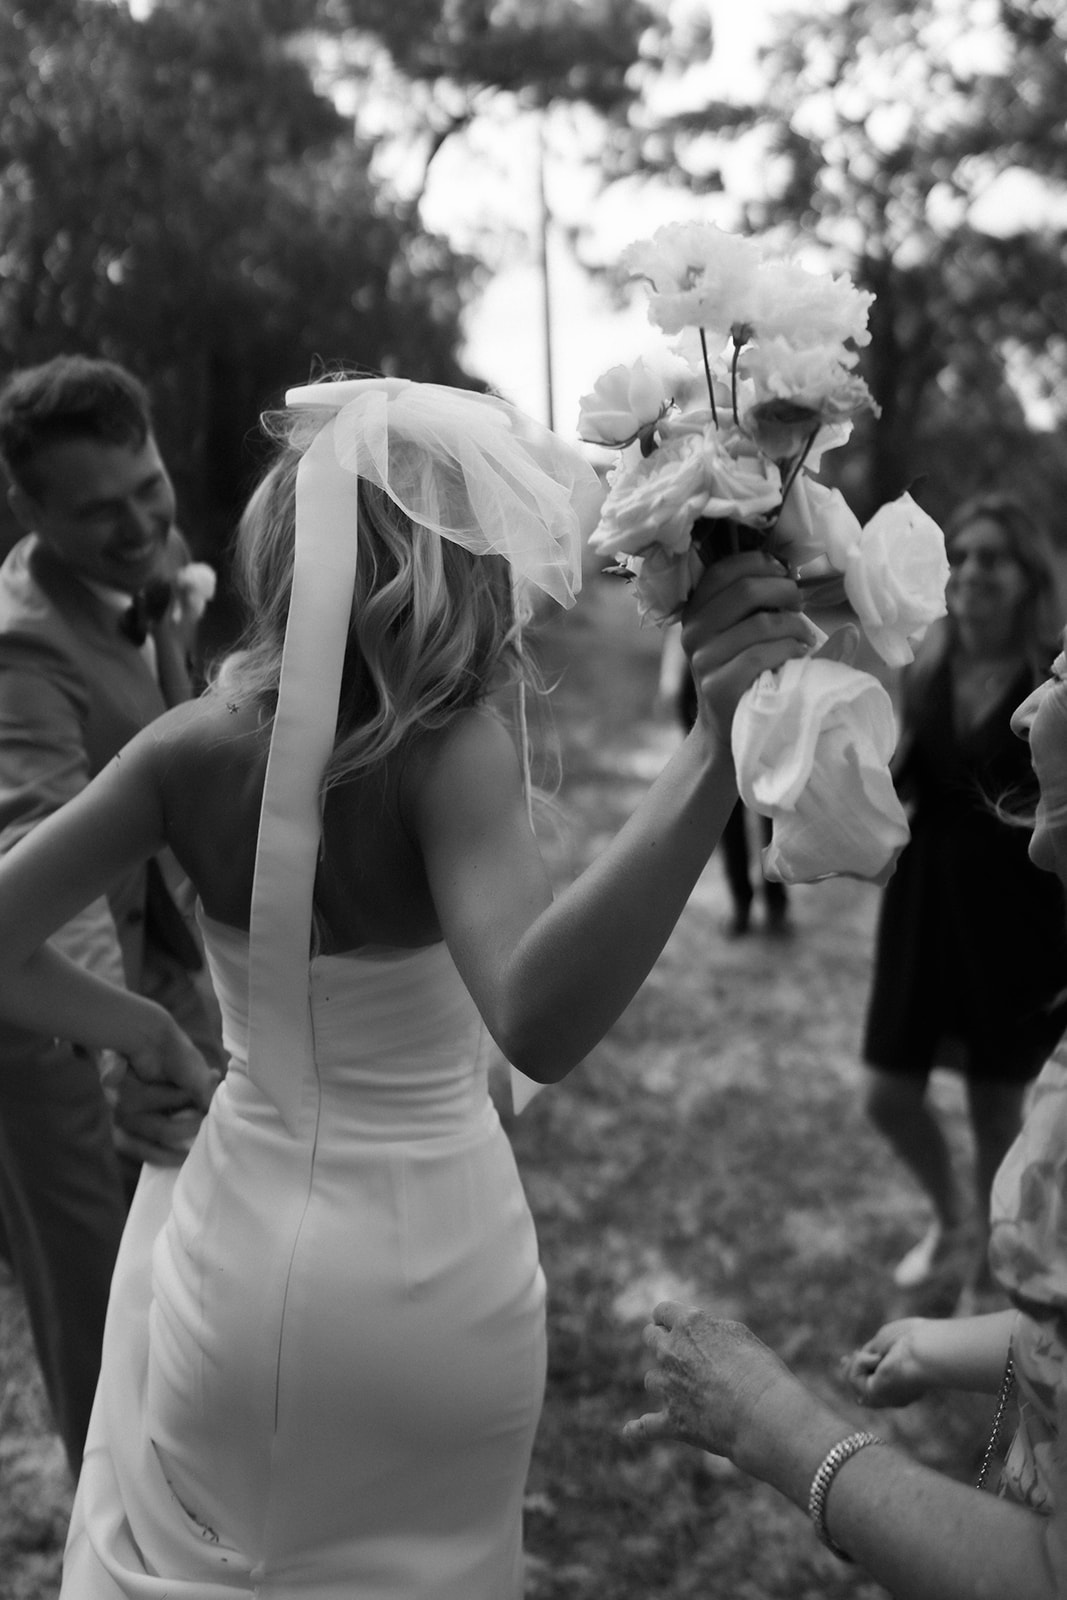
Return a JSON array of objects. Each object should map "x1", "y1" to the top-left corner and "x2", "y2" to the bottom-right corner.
[{"x1": 244, "y1": 375, "x2": 604, "y2": 1130}]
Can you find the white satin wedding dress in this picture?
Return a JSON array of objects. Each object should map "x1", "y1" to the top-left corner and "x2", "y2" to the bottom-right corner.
[
  {"x1": 61, "y1": 912, "x2": 547, "y2": 1598},
  {"x1": 56, "y1": 376, "x2": 594, "y2": 1598}
]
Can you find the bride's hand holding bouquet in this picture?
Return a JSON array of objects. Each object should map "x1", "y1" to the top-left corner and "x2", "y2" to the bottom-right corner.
[
  {"x1": 679, "y1": 549, "x2": 811, "y2": 749},
  {"x1": 580, "y1": 222, "x2": 951, "y2": 886}
]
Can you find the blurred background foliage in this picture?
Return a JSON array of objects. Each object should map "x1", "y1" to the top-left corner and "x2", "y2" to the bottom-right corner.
[
  {"x1": 1, "y1": 0, "x2": 1065, "y2": 556},
  {"x1": 610, "y1": 0, "x2": 1067, "y2": 526}
]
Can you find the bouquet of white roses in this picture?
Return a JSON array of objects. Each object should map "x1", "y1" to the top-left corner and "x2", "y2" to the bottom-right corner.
[{"x1": 580, "y1": 222, "x2": 950, "y2": 885}]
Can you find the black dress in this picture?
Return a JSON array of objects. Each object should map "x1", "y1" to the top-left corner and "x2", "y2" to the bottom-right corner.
[{"x1": 863, "y1": 653, "x2": 1067, "y2": 1083}]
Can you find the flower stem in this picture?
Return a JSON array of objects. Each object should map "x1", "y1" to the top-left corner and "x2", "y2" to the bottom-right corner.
[
  {"x1": 731, "y1": 340, "x2": 742, "y2": 426},
  {"x1": 692, "y1": 516, "x2": 760, "y2": 567},
  {"x1": 774, "y1": 426, "x2": 821, "y2": 527},
  {"x1": 699, "y1": 329, "x2": 719, "y2": 429}
]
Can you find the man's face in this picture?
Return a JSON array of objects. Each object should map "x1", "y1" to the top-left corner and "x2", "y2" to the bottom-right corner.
[{"x1": 11, "y1": 433, "x2": 176, "y2": 595}]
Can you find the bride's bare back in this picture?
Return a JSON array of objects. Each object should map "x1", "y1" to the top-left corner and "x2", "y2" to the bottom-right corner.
[{"x1": 153, "y1": 693, "x2": 461, "y2": 955}]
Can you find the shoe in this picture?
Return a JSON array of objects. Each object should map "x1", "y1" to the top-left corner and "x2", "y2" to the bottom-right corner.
[{"x1": 892, "y1": 1223, "x2": 961, "y2": 1289}]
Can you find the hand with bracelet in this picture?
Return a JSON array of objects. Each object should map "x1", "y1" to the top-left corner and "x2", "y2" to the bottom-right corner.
[
  {"x1": 624, "y1": 1300, "x2": 1058, "y2": 1598},
  {"x1": 622, "y1": 635, "x2": 1067, "y2": 1598}
]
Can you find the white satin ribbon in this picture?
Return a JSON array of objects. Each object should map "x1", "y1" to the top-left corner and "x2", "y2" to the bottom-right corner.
[
  {"x1": 245, "y1": 378, "x2": 601, "y2": 1126},
  {"x1": 246, "y1": 417, "x2": 359, "y2": 1132}
]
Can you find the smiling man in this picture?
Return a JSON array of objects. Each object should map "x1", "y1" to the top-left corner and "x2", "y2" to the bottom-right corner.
[{"x1": 0, "y1": 355, "x2": 223, "y2": 1476}]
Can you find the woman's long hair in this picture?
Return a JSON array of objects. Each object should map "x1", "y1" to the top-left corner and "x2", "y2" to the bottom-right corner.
[
  {"x1": 891, "y1": 495, "x2": 1061, "y2": 799},
  {"x1": 214, "y1": 430, "x2": 541, "y2": 792},
  {"x1": 942, "y1": 492, "x2": 1063, "y2": 681}
]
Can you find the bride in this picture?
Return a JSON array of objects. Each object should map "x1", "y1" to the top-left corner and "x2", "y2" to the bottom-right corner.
[{"x1": 0, "y1": 375, "x2": 811, "y2": 1597}]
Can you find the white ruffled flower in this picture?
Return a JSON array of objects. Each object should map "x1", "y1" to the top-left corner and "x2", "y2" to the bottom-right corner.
[
  {"x1": 732, "y1": 655, "x2": 910, "y2": 885},
  {"x1": 621, "y1": 222, "x2": 762, "y2": 342},
  {"x1": 740, "y1": 339, "x2": 876, "y2": 461},
  {"x1": 748, "y1": 259, "x2": 874, "y2": 349},
  {"x1": 823, "y1": 493, "x2": 950, "y2": 668},
  {"x1": 577, "y1": 358, "x2": 675, "y2": 448}
]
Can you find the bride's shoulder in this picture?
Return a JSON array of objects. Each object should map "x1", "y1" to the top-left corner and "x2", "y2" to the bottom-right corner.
[
  {"x1": 401, "y1": 705, "x2": 523, "y2": 814},
  {"x1": 136, "y1": 692, "x2": 267, "y2": 791}
]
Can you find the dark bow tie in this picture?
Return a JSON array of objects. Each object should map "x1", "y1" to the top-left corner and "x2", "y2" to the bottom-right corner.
[{"x1": 119, "y1": 579, "x2": 173, "y2": 646}]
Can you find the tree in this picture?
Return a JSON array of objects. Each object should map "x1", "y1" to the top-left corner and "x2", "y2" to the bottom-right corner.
[
  {"x1": 309, "y1": 0, "x2": 712, "y2": 256},
  {"x1": 593, "y1": 0, "x2": 1067, "y2": 527},
  {"x1": 0, "y1": 0, "x2": 477, "y2": 533},
  {"x1": 322, "y1": 0, "x2": 692, "y2": 122}
]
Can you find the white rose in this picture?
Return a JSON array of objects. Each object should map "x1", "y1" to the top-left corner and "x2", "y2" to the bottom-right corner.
[
  {"x1": 732, "y1": 655, "x2": 910, "y2": 885},
  {"x1": 773, "y1": 475, "x2": 862, "y2": 574},
  {"x1": 623, "y1": 544, "x2": 704, "y2": 625},
  {"x1": 589, "y1": 432, "x2": 723, "y2": 559},
  {"x1": 840, "y1": 494, "x2": 950, "y2": 668},
  {"x1": 577, "y1": 358, "x2": 674, "y2": 447},
  {"x1": 700, "y1": 444, "x2": 782, "y2": 524}
]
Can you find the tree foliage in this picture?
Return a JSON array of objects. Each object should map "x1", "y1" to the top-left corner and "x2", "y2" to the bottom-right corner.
[
  {"x1": 312, "y1": 0, "x2": 710, "y2": 233},
  {"x1": 0, "y1": 0, "x2": 477, "y2": 531},
  {"x1": 599, "y1": 0, "x2": 1067, "y2": 527},
  {"x1": 326, "y1": 0, "x2": 667, "y2": 110},
  {"x1": 0, "y1": 0, "x2": 698, "y2": 534}
]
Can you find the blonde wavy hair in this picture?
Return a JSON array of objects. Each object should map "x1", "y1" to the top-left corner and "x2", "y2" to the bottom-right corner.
[{"x1": 214, "y1": 422, "x2": 544, "y2": 792}]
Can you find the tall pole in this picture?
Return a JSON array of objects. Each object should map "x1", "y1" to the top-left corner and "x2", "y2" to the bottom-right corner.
[{"x1": 537, "y1": 116, "x2": 555, "y2": 433}]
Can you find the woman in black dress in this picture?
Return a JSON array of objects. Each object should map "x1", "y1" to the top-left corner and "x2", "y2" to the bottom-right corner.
[{"x1": 863, "y1": 492, "x2": 1067, "y2": 1299}]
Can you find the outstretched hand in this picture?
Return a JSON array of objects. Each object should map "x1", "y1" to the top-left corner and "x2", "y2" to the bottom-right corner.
[
  {"x1": 841, "y1": 1318, "x2": 932, "y2": 1409},
  {"x1": 680, "y1": 553, "x2": 814, "y2": 744},
  {"x1": 623, "y1": 1301, "x2": 797, "y2": 1464}
]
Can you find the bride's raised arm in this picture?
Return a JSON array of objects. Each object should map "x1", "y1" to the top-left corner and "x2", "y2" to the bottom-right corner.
[{"x1": 412, "y1": 551, "x2": 809, "y2": 1083}]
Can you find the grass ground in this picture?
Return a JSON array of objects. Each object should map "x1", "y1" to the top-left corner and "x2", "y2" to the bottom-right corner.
[{"x1": 0, "y1": 570, "x2": 1003, "y2": 1598}]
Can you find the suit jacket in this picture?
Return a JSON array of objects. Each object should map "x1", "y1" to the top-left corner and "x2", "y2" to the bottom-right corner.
[{"x1": 0, "y1": 531, "x2": 199, "y2": 1054}]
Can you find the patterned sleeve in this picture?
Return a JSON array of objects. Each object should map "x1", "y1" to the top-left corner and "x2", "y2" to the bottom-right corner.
[
  {"x1": 990, "y1": 1056, "x2": 1067, "y2": 1560},
  {"x1": 1049, "y1": 1382, "x2": 1067, "y2": 1595}
]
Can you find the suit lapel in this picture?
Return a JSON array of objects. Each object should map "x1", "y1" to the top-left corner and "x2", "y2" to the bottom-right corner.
[{"x1": 27, "y1": 539, "x2": 168, "y2": 741}]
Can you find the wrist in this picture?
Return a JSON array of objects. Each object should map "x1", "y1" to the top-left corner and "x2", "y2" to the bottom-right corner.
[
  {"x1": 808, "y1": 1431, "x2": 886, "y2": 1560},
  {"x1": 682, "y1": 717, "x2": 737, "y2": 794},
  {"x1": 119, "y1": 995, "x2": 175, "y2": 1061},
  {"x1": 733, "y1": 1372, "x2": 846, "y2": 1499},
  {"x1": 906, "y1": 1318, "x2": 943, "y2": 1386}
]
